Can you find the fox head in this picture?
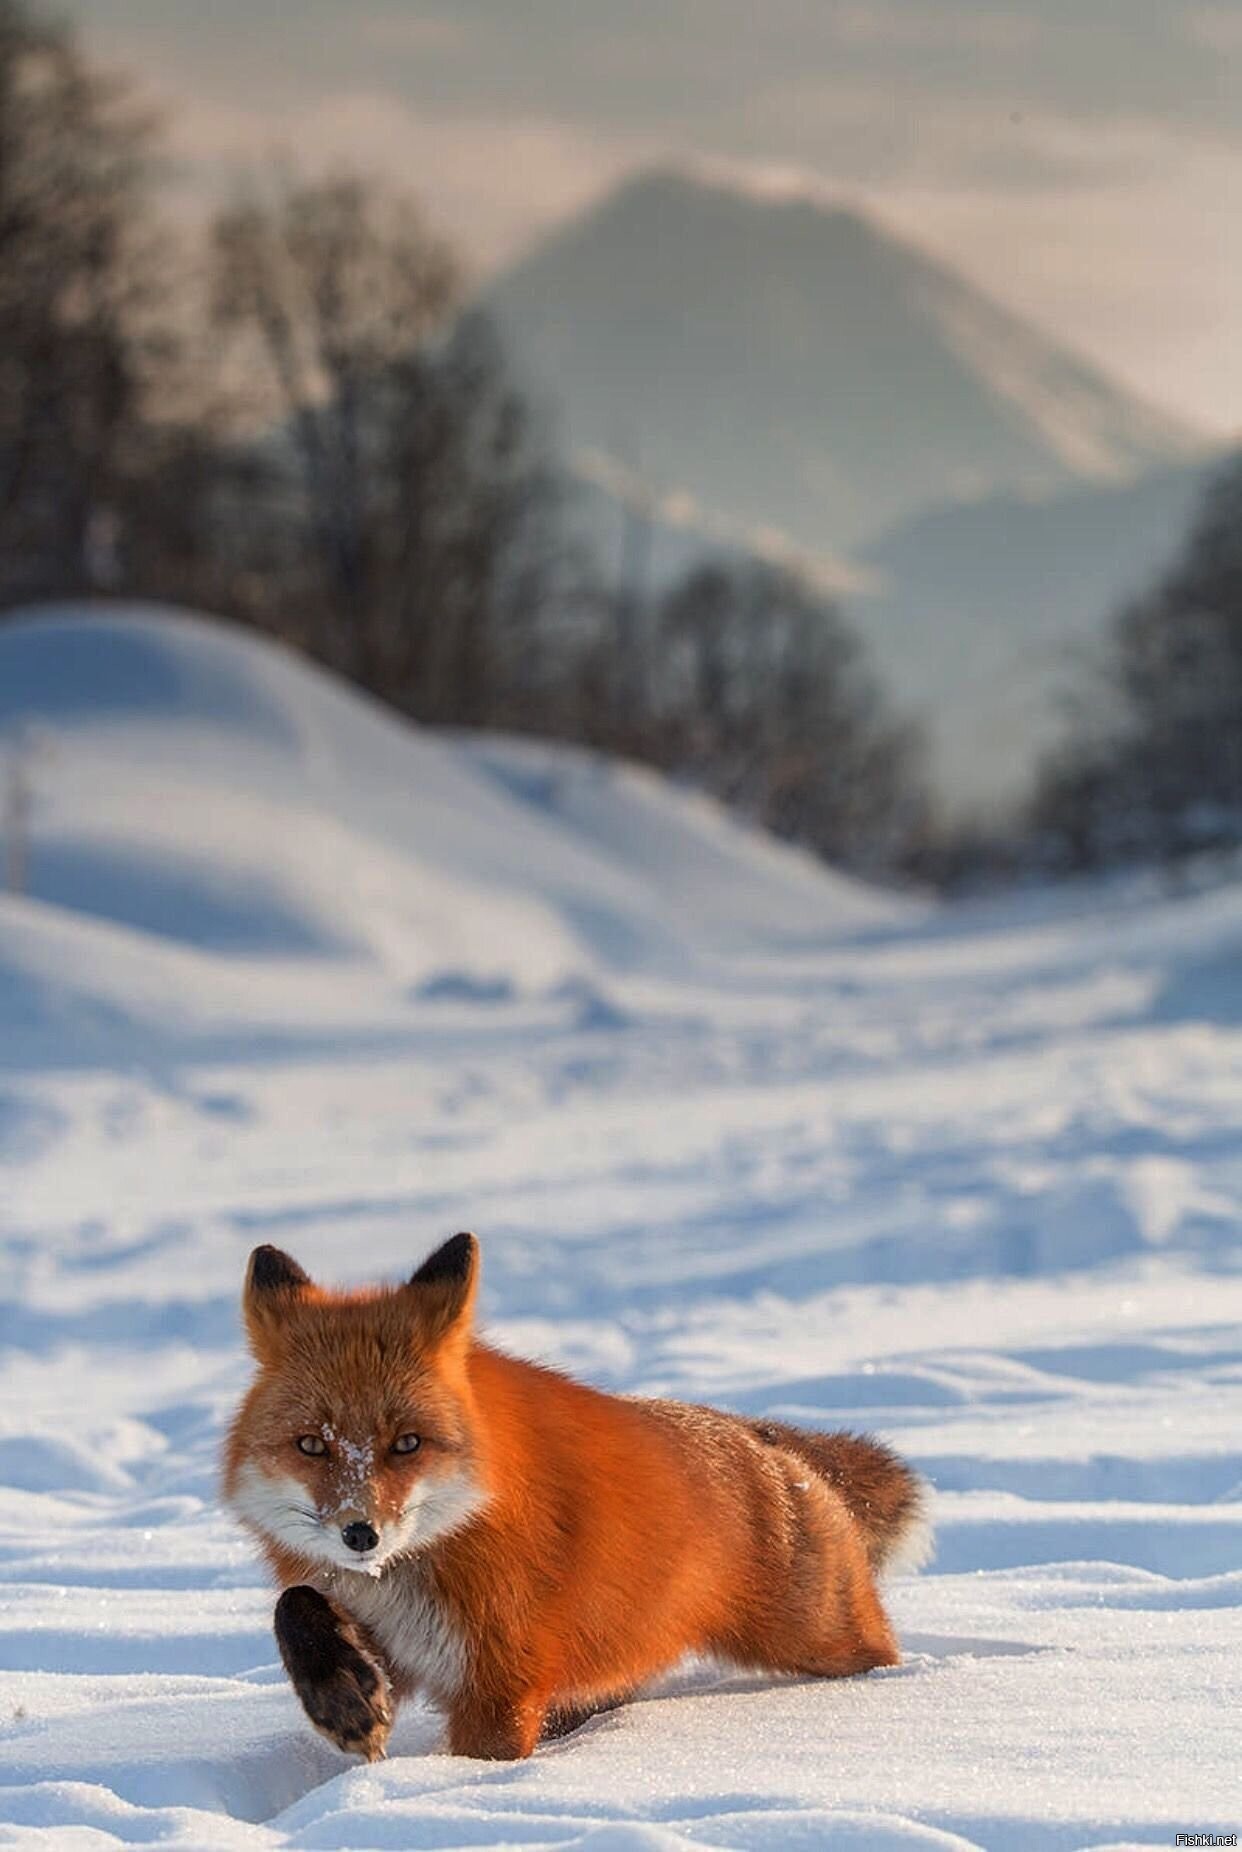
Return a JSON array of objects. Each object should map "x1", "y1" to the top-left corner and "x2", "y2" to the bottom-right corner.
[{"x1": 223, "y1": 1233, "x2": 487, "y2": 1576}]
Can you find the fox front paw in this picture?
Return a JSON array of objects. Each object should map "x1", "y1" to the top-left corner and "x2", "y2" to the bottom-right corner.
[
  {"x1": 274, "y1": 1584, "x2": 393, "y2": 1761},
  {"x1": 301, "y1": 1644, "x2": 392, "y2": 1761}
]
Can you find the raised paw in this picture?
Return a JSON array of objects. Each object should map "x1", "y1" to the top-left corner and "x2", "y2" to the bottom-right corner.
[{"x1": 274, "y1": 1584, "x2": 393, "y2": 1760}]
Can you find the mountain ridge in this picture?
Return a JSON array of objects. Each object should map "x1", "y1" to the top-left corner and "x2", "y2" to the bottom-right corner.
[{"x1": 487, "y1": 165, "x2": 1203, "y2": 557}]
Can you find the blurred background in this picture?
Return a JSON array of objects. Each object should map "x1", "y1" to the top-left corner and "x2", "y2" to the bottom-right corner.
[{"x1": 3, "y1": 0, "x2": 1240, "y2": 895}]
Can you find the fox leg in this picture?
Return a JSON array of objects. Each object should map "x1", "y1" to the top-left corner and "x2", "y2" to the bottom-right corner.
[
  {"x1": 541, "y1": 1693, "x2": 625, "y2": 1741},
  {"x1": 446, "y1": 1686, "x2": 548, "y2": 1760},
  {"x1": 718, "y1": 1477, "x2": 901, "y2": 1683},
  {"x1": 741, "y1": 1603, "x2": 899, "y2": 1682},
  {"x1": 796, "y1": 1616, "x2": 900, "y2": 1677},
  {"x1": 274, "y1": 1585, "x2": 394, "y2": 1761},
  {"x1": 792, "y1": 1569, "x2": 901, "y2": 1678}
]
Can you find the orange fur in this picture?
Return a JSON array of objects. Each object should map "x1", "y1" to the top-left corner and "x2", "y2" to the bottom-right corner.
[{"x1": 223, "y1": 1235, "x2": 927, "y2": 1761}]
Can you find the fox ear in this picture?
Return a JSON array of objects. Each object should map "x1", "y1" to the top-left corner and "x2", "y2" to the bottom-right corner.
[
  {"x1": 243, "y1": 1245, "x2": 311, "y2": 1354},
  {"x1": 407, "y1": 1232, "x2": 478, "y2": 1342}
]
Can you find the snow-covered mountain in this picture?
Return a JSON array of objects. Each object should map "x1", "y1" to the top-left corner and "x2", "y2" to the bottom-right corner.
[{"x1": 488, "y1": 166, "x2": 1203, "y2": 558}]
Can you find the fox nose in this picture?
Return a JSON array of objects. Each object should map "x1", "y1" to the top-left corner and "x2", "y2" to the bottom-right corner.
[{"x1": 341, "y1": 1520, "x2": 378, "y2": 1554}]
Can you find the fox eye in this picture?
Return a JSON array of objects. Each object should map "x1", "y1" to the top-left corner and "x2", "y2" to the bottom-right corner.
[
  {"x1": 392, "y1": 1433, "x2": 421, "y2": 1455},
  {"x1": 296, "y1": 1434, "x2": 328, "y2": 1457}
]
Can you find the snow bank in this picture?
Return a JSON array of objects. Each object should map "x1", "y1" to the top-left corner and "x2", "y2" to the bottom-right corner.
[{"x1": 0, "y1": 605, "x2": 909, "y2": 1032}]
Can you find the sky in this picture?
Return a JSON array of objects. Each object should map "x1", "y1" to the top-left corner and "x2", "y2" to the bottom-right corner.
[{"x1": 62, "y1": 0, "x2": 1242, "y2": 435}]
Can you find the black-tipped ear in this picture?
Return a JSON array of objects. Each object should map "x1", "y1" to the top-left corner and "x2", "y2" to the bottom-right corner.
[
  {"x1": 243, "y1": 1245, "x2": 311, "y2": 1355},
  {"x1": 409, "y1": 1232, "x2": 476, "y2": 1291},
  {"x1": 407, "y1": 1232, "x2": 478, "y2": 1342},
  {"x1": 247, "y1": 1245, "x2": 311, "y2": 1295}
]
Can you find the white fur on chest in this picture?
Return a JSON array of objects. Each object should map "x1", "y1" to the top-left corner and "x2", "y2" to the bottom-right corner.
[{"x1": 332, "y1": 1563, "x2": 466, "y2": 1703}]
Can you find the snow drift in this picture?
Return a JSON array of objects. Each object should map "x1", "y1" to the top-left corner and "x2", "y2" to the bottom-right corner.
[
  {"x1": 0, "y1": 605, "x2": 909, "y2": 964},
  {"x1": 0, "y1": 603, "x2": 909, "y2": 1061}
]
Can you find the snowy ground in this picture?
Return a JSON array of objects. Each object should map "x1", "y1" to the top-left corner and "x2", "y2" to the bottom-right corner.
[{"x1": 0, "y1": 609, "x2": 1239, "y2": 1850}]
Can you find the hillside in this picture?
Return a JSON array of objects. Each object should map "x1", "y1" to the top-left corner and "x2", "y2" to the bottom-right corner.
[
  {"x1": 488, "y1": 167, "x2": 1201, "y2": 558},
  {"x1": 0, "y1": 604, "x2": 909, "y2": 1063}
]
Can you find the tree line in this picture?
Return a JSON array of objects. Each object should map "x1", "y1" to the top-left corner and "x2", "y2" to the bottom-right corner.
[{"x1": 1028, "y1": 450, "x2": 1242, "y2": 876}]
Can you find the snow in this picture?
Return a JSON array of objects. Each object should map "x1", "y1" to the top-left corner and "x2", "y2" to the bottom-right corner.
[{"x1": 0, "y1": 604, "x2": 1239, "y2": 1849}]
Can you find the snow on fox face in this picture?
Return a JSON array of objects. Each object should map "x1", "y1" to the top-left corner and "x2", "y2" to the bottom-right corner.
[{"x1": 223, "y1": 1238, "x2": 488, "y2": 1577}]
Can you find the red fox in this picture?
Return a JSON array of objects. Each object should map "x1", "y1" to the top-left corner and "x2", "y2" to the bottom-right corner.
[{"x1": 223, "y1": 1234, "x2": 929, "y2": 1761}]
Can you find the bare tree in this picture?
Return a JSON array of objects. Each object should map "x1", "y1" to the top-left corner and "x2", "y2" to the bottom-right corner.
[
  {"x1": 654, "y1": 560, "x2": 928, "y2": 876},
  {"x1": 1031, "y1": 450, "x2": 1242, "y2": 872},
  {"x1": 211, "y1": 175, "x2": 457, "y2": 649},
  {"x1": 207, "y1": 171, "x2": 570, "y2": 724},
  {"x1": 0, "y1": 1, "x2": 167, "y2": 603}
]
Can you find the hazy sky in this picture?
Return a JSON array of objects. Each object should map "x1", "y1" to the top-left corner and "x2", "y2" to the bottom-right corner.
[{"x1": 64, "y1": 1, "x2": 1242, "y2": 434}]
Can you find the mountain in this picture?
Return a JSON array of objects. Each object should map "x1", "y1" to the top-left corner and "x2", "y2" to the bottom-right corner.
[
  {"x1": 850, "y1": 459, "x2": 1213, "y2": 810},
  {"x1": 487, "y1": 166, "x2": 1203, "y2": 559}
]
